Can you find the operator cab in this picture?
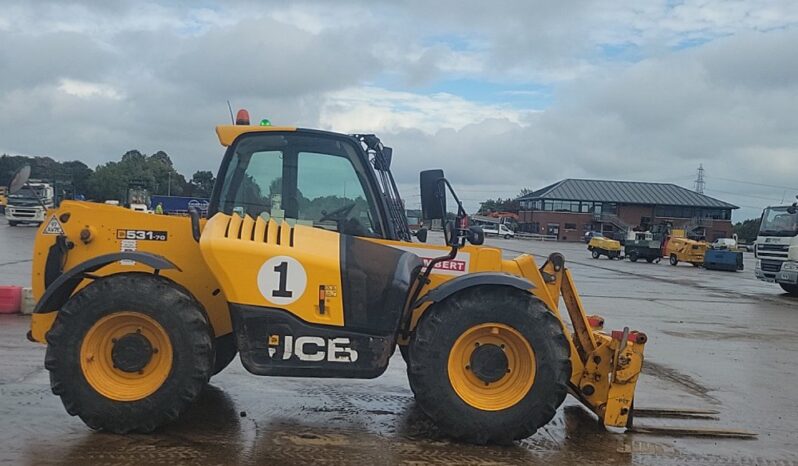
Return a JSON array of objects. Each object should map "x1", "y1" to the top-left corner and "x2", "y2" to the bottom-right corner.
[{"x1": 210, "y1": 126, "x2": 412, "y2": 242}]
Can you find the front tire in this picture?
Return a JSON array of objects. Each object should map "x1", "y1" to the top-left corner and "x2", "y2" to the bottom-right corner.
[
  {"x1": 504, "y1": 234, "x2": 512, "y2": 239},
  {"x1": 8, "y1": 221, "x2": 18, "y2": 227},
  {"x1": 408, "y1": 286, "x2": 571, "y2": 444},
  {"x1": 591, "y1": 249, "x2": 600, "y2": 259},
  {"x1": 628, "y1": 251, "x2": 639, "y2": 262},
  {"x1": 45, "y1": 273, "x2": 213, "y2": 433},
  {"x1": 780, "y1": 283, "x2": 798, "y2": 296},
  {"x1": 669, "y1": 254, "x2": 678, "y2": 266}
]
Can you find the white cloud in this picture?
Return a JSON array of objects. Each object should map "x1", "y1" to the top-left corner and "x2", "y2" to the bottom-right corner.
[
  {"x1": 319, "y1": 86, "x2": 535, "y2": 134},
  {"x1": 58, "y1": 79, "x2": 123, "y2": 100}
]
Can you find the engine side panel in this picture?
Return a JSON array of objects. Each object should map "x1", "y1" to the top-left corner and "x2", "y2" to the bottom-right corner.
[{"x1": 30, "y1": 201, "x2": 232, "y2": 342}]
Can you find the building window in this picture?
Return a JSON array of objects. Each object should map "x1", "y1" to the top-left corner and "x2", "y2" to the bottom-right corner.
[
  {"x1": 564, "y1": 223, "x2": 576, "y2": 231},
  {"x1": 547, "y1": 223, "x2": 559, "y2": 235}
]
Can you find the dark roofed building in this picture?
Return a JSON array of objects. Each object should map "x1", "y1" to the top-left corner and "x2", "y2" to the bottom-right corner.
[{"x1": 517, "y1": 179, "x2": 738, "y2": 242}]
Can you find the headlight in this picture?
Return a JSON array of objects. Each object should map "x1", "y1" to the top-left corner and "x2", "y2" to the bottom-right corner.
[
  {"x1": 781, "y1": 261, "x2": 798, "y2": 272},
  {"x1": 756, "y1": 260, "x2": 762, "y2": 270}
]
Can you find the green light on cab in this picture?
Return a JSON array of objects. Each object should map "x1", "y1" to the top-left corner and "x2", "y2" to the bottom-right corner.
[{"x1": 259, "y1": 119, "x2": 272, "y2": 126}]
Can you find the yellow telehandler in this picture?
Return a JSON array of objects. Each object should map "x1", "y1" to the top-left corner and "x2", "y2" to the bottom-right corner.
[{"x1": 24, "y1": 112, "x2": 649, "y2": 444}]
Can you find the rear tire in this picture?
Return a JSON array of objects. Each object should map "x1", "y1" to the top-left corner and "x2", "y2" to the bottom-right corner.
[
  {"x1": 628, "y1": 251, "x2": 639, "y2": 262},
  {"x1": 669, "y1": 254, "x2": 678, "y2": 266},
  {"x1": 45, "y1": 273, "x2": 213, "y2": 433},
  {"x1": 779, "y1": 283, "x2": 798, "y2": 296},
  {"x1": 591, "y1": 250, "x2": 600, "y2": 259},
  {"x1": 408, "y1": 286, "x2": 571, "y2": 444}
]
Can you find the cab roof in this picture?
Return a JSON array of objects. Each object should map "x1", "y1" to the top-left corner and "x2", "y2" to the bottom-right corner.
[{"x1": 215, "y1": 125, "x2": 297, "y2": 147}]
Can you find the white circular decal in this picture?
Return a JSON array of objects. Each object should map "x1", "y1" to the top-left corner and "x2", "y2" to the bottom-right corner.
[{"x1": 257, "y1": 256, "x2": 307, "y2": 306}]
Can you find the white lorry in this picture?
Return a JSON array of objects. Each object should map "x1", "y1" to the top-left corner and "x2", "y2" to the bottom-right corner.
[
  {"x1": 5, "y1": 180, "x2": 54, "y2": 226},
  {"x1": 754, "y1": 199, "x2": 798, "y2": 296}
]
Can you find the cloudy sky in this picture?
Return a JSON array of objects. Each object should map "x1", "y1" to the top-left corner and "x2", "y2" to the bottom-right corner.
[{"x1": 2, "y1": 0, "x2": 797, "y2": 219}]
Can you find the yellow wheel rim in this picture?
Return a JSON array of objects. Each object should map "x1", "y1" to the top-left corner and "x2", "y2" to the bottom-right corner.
[
  {"x1": 80, "y1": 311, "x2": 173, "y2": 402},
  {"x1": 447, "y1": 323, "x2": 535, "y2": 411}
]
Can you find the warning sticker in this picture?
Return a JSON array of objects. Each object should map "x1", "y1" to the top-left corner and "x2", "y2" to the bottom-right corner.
[
  {"x1": 120, "y1": 239, "x2": 137, "y2": 265},
  {"x1": 42, "y1": 216, "x2": 64, "y2": 235}
]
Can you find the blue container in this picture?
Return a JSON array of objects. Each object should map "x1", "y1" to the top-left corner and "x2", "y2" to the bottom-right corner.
[{"x1": 704, "y1": 249, "x2": 743, "y2": 271}]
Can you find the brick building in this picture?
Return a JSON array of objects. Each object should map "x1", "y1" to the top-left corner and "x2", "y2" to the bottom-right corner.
[{"x1": 516, "y1": 179, "x2": 738, "y2": 242}]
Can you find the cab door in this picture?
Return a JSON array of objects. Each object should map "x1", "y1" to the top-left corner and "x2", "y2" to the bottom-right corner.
[{"x1": 200, "y1": 131, "x2": 421, "y2": 378}]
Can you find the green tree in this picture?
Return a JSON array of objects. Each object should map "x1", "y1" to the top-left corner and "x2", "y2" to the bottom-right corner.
[
  {"x1": 189, "y1": 170, "x2": 216, "y2": 198},
  {"x1": 733, "y1": 218, "x2": 761, "y2": 242}
]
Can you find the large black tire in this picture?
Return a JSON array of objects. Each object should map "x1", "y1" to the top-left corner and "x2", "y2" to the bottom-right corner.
[
  {"x1": 45, "y1": 273, "x2": 213, "y2": 433},
  {"x1": 779, "y1": 283, "x2": 798, "y2": 296},
  {"x1": 504, "y1": 234, "x2": 512, "y2": 239},
  {"x1": 591, "y1": 249, "x2": 600, "y2": 259},
  {"x1": 211, "y1": 333, "x2": 238, "y2": 376},
  {"x1": 8, "y1": 221, "x2": 18, "y2": 227},
  {"x1": 669, "y1": 254, "x2": 678, "y2": 266},
  {"x1": 399, "y1": 344, "x2": 410, "y2": 365},
  {"x1": 645, "y1": 257, "x2": 655, "y2": 263},
  {"x1": 628, "y1": 251, "x2": 639, "y2": 262},
  {"x1": 408, "y1": 286, "x2": 571, "y2": 444}
]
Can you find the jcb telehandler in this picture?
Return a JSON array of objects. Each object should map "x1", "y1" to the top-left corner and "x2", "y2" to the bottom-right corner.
[{"x1": 24, "y1": 111, "x2": 648, "y2": 444}]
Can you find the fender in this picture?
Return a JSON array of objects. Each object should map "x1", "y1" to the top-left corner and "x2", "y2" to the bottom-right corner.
[
  {"x1": 413, "y1": 271, "x2": 534, "y2": 308},
  {"x1": 33, "y1": 252, "x2": 179, "y2": 314}
]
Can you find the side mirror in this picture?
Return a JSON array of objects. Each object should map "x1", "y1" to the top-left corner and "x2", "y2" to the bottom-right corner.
[
  {"x1": 414, "y1": 228, "x2": 428, "y2": 243},
  {"x1": 443, "y1": 220, "x2": 457, "y2": 246},
  {"x1": 420, "y1": 169, "x2": 446, "y2": 220},
  {"x1": 9, "y1": 165, "x2": 31, "y2": 194},
  {"x1": 375, "y1": 147, "x2": 392, "y2": 171},
  {"x1": 467, "y1": 226, "x2": 485, "y2": 245}
]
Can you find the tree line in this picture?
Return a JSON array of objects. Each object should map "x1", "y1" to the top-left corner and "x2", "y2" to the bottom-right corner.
[
  {"x1": 0, "y1": 151, "x2": 216, "y2": 201},
  {"x1": 477, "y1": 189, "x2": 532, "y2": 214}
]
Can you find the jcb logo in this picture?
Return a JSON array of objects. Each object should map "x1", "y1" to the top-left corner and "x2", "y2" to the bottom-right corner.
[{"x1": 268, "y1": 335, "x2": 359, "y2": 363}]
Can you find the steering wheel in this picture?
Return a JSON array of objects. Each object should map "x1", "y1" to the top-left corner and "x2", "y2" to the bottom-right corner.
[{"x1": 319, "y1": 203, "x2": 356, "y2": 223}]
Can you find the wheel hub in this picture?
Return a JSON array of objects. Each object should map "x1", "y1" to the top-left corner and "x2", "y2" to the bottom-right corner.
[
  {"x1": 469, "y1": 343, "x2": 508, "y2": 384},
  {"x1": 111, "y1": 332, "x2": 154, "y2": 373}
]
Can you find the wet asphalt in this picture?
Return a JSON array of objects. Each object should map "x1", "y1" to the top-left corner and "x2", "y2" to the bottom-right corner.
[{"x1": 1, "y1": 218, "x2": 797, "y2": 465}]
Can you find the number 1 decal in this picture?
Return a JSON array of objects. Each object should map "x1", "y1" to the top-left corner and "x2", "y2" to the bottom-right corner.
[
  {"x1": 257, "y1": 256, "x2": 307, "y2": 306},
  {"x1": 272, "y1": 261, "x2": 292, "y2": 298}
]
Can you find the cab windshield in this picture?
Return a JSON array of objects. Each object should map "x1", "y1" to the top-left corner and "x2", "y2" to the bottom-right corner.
[
  {"x1": 216, "y1": 133, "x2": 384, "y2": 238},
  {"x1": 759, "y1": 206, "x2": 798, "y2": 237}
]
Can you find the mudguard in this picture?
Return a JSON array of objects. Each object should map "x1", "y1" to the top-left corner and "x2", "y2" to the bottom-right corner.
[
  {"x1": 414, "y1": 271, "x2": 534, "y2": 308},
  {"x1": 33, "y1": 252, "x2": 179, "y2": 314}
]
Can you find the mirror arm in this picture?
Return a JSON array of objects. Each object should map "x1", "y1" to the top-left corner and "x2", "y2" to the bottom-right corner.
[{"x1": 417, "y1": 244, "x2": 459, "y2": 288}]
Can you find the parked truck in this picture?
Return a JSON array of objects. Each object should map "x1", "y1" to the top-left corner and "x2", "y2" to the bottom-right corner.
[
  {"x1": 755, "y1": 198, "x2": 798, "y2": 295},
  {"x1": 5, "y1": 180, "x2": 54, "y2": 226},
  {"x1": 150, "y1": 195, "x2": 210, "y2": 215}
]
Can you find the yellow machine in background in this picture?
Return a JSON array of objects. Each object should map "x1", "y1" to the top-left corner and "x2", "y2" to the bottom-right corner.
[
  {"x1": 666, "y1": 236, "x2": 708, "y2": 266},
  {"x1": 0, "y1": 186, "x2": 7, "y2": 208},
  {"x1": 587, "y1": 236, "x2": 622, "y2": 259},
  {"x1": 25, "y1": 111, "x2": 649, "y2": 444}
]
